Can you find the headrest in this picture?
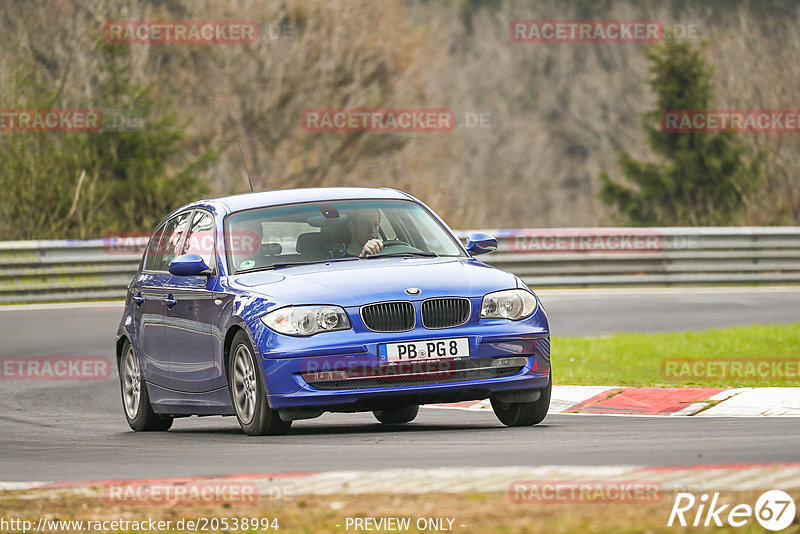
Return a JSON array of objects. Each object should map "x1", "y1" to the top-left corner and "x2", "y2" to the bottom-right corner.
[
  {"x1": 296, "y1": 232, "x2": 327, "y2": 255},
  {"x1": 260, "y1": 242, "x2": 282, "y2": 255}
]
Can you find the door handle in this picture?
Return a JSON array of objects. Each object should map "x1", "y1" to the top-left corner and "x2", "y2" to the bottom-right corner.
[
  {"x1": 163, "y1": 295, "x2": 177, "y2": 309},
  {"x1": 132, "y1": 293, "x2": 144, "y2": 306}
]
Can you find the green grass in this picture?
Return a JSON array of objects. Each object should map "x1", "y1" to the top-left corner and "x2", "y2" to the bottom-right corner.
[{"x1": 554, "y1": 323, "x2": 800, "y2": 387}]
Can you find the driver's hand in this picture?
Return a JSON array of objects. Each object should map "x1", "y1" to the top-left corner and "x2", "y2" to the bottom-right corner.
[{"x1": 359, "y1": 238, "x2": 384, "y2": 257}]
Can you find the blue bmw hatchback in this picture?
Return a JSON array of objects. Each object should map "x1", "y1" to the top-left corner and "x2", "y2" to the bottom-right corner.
[{"x1": 116, "y1": 187, "x2": 551, "y2": 435}]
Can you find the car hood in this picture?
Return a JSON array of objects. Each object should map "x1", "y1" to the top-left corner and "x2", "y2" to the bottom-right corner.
[{"x1": 227, "y1": 257, "x2": 517, "y2": 306}]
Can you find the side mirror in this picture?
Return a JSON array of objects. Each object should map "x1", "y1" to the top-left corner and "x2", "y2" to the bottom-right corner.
[
  {"x1": 168, "y1": 254, "x2": 212, "y2": 276},
  {"x1": 465, "y1": 232, "x2": 498, "y2": 255}
]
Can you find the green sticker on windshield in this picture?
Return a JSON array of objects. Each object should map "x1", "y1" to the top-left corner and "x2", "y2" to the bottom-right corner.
[{"x1": 239, "y1": 259, "x2": 256, "y2": 270}]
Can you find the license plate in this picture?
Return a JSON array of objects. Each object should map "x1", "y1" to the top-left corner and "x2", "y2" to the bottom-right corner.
[{"x1": 378, "y1": 337, "x2": 469, "y2": 364}]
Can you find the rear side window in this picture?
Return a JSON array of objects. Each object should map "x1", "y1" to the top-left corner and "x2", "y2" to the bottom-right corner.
[
  {"x1": 181, "y1": 210, "x2": 216, "y2": 268},
  {"x1": 144, "y1": 212, "x2": 192, "y2": 272}
]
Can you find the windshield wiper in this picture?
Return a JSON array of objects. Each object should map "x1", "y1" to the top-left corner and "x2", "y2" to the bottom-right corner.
[
  {"x1": 365, "y1": 251, "x2": 439, "y2": 259},
  {"x1": 269, "y1": 257, "x2": 360, "y2": 269}
]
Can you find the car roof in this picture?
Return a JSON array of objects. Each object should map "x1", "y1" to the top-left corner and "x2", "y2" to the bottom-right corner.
[{"x1": 195, "y1": 187, "x2": 413, "y2": 214}]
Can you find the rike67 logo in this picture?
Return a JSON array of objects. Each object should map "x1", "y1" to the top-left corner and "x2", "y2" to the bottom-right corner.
[{"x1": 668, "y1": 490, "x2": 796, "y2": 531}]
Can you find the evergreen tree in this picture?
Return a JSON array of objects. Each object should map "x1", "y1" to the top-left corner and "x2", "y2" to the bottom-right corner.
[{"x1": 599, "y1": 36, "x2": 765, "y2": 226}]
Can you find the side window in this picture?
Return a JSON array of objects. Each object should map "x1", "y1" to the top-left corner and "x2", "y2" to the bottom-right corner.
[
  {"x1": 378, "y1": 209, "x2": 399, "y2": 241},
  {"x1": 404, "y1": 208, "x2": 461, "y2": 255},
  {"x1": 147, "y1": 212, "x2": 192, "y2": 272},
  {"x1": 182, "y1": 210, "x2": 216, "y2": 268},
  {"x1": 143, "y1": 225, "x2": 166, "y2": 271},
  {"x1": 400, "y1": 210, "x2": 441, "y2": 253}
]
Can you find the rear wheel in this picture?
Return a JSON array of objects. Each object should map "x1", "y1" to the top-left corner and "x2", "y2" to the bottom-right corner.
[
  {"x1": 119, "y1": 340, "x2": 173, "y2": 431},
  {"x1": 373, "y1": 404, "x2": 419, "y2": 424},
  {"x1": 229, "y1": 330, "x2": 292, "y2": 436},
  {"x1": 491, "y1": 374, "x2": 551, "y2": 427}
]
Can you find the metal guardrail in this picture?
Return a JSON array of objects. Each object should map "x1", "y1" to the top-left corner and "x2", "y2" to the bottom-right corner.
[
  {"x1": 455, "y1": 227, "x2": 800, "y2": 288},
  {"x1": 1, "y1": 227, "x2": 799, "y2": 303},
  {"x1": 0, "y1": 239, "x2": 140, "y2": 303}
]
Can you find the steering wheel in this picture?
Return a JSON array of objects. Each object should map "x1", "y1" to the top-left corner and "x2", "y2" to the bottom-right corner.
[
  {"x1": 369, "y1": 240, "x2": 428, "y2": 256},
  {"x1": 381, "y1": 239, "x2": 411, "y2": 247}
]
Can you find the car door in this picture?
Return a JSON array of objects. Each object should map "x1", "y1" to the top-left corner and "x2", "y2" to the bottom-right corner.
[
  {"x1": 164, "y1": 209, "x2": 225, "y2": 393},
  {"x1": 132, "y1": 212, "x2": 192, "y2": 388}
]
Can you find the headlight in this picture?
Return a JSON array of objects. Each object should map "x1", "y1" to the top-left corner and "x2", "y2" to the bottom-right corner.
[
  {"x1": 480, "y1": 289, "x2": 537, "y2": 320},
  {"x1": 261, "y1": 306, "x2": 351, "y2": 336}
]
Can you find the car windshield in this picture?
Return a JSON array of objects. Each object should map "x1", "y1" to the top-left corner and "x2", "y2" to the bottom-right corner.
[{"x1": 225, "y1": 199, "x2": 465, "y2": 273}]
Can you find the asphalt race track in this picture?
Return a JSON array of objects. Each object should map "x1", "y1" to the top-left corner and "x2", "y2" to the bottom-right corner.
[{"x1": 1, "y1": 287, "x2": 799, "y2": 483}]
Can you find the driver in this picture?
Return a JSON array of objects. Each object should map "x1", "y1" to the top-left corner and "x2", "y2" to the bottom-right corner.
[{"x1": 346, "y1": 209, "x2": 384, "y2": 257}]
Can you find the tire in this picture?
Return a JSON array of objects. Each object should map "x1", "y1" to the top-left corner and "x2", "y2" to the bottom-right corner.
[
  {"x1": 229, "y1": 330, "x2": 292, "y2": 436},
  {"x1": 373, "y1": 404, "x2": 419, "y2": 424},
  {"x1": 119, "y1": 339, "x2": 173, "y2": 432},
  {"x1": 491, "y1": 374, "x2": 551, "y2": 427}
]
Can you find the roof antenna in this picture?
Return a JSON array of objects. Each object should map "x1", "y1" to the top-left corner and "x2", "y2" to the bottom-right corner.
[{"x1": 237, "y1": 138, "x2": 255, "y2": 193}]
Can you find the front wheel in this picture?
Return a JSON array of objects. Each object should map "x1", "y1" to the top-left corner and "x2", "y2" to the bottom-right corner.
[
  {"x1": 119, "y1": 340, "x2": 173, "y2": 431},
  {"x1": 373, "y1": 404, "x2": 419, "y2": 424},
  {"x1": 491, "y1": 375, "x2": 551, "y2": 427},
  {"x1": 229, "y1": 331, "x2": 292, "y2": 436}
]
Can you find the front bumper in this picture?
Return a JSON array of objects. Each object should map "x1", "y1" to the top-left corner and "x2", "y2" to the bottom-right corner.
[
  {"x1": 251, "y1": 297, "x2": 550, "y2": 411},
  {"x1": 260, "y1": 332, "x2": 550, "y2": 410}
]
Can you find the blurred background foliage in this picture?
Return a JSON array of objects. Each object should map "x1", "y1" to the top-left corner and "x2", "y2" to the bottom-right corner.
[{"x1": 0, "y1": 0, "x2": 798, "y2": 239}]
